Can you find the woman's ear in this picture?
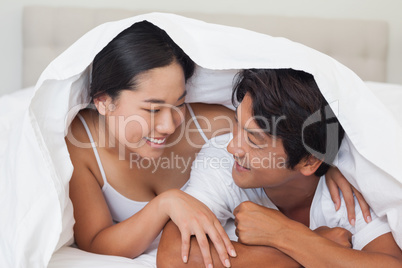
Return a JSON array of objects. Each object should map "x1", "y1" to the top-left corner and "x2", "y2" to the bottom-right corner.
[
  {"x1": 93, "y1": 94, "x2": 110, "y2": 116},
  {"x1": 299, "y1": 155, "x2": 323, "y2": 176}
]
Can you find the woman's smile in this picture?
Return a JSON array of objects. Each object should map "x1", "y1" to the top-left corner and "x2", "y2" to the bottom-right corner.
[{"x1": 144, "y1": 136, "x2": 168, "y2": 148}]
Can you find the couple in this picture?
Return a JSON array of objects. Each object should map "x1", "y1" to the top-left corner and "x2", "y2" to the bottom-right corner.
[{"x1": 64, "y1": 19, "x2": 402, "y2": 267}]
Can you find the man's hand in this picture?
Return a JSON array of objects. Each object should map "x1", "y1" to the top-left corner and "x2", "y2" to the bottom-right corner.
[{"x1": 233, "y1": 201, "x2": 291, "y2": 247}]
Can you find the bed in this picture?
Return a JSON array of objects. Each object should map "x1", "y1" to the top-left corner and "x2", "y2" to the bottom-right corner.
[
  {"x1": 1, "y1": 6, "x2": 401, "y2": 268},
  {"x1": 22, "y1": 5, "x2": 390, "y2": 88}
]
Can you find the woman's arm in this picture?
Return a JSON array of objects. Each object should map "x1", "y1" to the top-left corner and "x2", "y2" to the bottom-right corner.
[{"x1": 188, "y1": 103, "x2": 235, "y2": 141}]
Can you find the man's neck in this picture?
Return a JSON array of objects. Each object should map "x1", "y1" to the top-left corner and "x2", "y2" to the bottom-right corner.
[{"x1": 264, "y1": 174, "x2": 320, "y2": 226}]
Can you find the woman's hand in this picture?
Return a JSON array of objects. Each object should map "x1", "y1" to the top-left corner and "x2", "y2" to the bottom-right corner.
[
  {"x1": 160, "y1": 189, "x2": 236, "y2": 268},
  {"x1": 326, "y1": 166, "x2": 372, "y2": 225}
]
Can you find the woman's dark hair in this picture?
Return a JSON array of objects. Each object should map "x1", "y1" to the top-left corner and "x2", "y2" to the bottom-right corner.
[
  {"x1": 90, "y1": 21, "x2": 195, "y2": 100},
  {"x1": 232, "y1": 69, "x2": 345, "y2": 177}
]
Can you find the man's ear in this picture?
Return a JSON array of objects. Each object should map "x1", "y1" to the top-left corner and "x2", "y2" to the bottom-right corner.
[
  {"x1": 299, "y1": 155, "x2": 323, "y2": 176},
  {"x1": 93, "y1": 94, "x2": 110, "y2": 116}
]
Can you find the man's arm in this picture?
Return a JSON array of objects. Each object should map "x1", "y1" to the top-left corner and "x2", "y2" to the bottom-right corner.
[
  {"x1": 157, "y1": 221, "x2": 301, "y2": 268},
  {"x1": 276, "y1": 224, "x2": 402, "y2": 267},
  {"x1": 233, "y1": 202, "x2": 402, "y2": 268}
]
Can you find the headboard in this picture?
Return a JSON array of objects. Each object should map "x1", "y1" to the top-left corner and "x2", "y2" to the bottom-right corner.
[{"x1": 22, "y1": 6, "x2": 389, "y2": 87}]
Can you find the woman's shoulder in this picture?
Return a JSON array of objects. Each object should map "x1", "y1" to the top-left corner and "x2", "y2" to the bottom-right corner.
[
  {"x1": 66, "y1": 109, "x2": 107, "y2": 188},
  {"x1": 66, "y1": 109, "x2": 94, "y2": 145},
  {"x1": 187, "y1": 103, "x2": 235, "y2": 140}
]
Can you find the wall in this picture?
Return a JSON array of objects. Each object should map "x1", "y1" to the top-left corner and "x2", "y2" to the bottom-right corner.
[{"x1": 1, "y1": 0, "x2": 401, "y2": 96}]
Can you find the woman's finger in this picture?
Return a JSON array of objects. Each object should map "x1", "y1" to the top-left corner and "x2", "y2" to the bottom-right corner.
[
  {"x1": 204, "y1": 224, "x2": 231, "y2": 268},
  {"x1": 194, "y1": 230, "x2": 214, "y2": 268},
  {"x1": 326, "y1": 175, "x2": 341, "y2": 211},
  {"x1": 326, "y1": 171, "x2": 356, "y2": 225},
  {"x1": 352, "y1": 186, "x2": 372, "y2": 223},
  {"x1": 341, "y1": 185, "x2": 356, "y2": 226},
  {"x1": 215, "y1": 221, "x2": 237, "y2": 258},
  {"x1": 180, "y1": 230, "x2": 191, "y2": 264}
]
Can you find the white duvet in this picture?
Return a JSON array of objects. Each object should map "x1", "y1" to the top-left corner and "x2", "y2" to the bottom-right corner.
[{"x1": 1, "y1": 13, "x2": 401, "y2": 268}]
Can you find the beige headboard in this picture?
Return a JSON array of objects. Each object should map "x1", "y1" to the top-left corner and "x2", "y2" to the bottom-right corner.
[{"x1": 23, "y1": 6, "x2": 389, "y2": 87}]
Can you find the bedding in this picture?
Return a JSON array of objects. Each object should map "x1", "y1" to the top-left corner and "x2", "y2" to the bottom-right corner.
[
  {"x1": 22, "y1": 6, "x2": 390, "y2": 88},
  {"x1": 1, "y1": 12, "x2": 401, "y2": 268}
]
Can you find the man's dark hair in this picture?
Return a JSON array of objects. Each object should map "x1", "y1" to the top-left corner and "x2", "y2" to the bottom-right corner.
[{"x1": 232, "y1": 69, "x2": 345, "y2": 177}]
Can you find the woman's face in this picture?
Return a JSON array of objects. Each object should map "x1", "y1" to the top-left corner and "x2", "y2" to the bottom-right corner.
[{"x1": 99, "y1": 61, "x2": 187, "y2": 159}]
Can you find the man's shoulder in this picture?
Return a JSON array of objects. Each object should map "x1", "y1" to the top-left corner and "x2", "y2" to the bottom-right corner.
[
  {"x1": 189, "y1": 133, "x2": 234, "y2": 187},
  {"x1": 199, "y1": 133, "x2": 233, "y2": 155},
  {"x1": 309, "y1": 177, "x2": 344, "y2": 229}
]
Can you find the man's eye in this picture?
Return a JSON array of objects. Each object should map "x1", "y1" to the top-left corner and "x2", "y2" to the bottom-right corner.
[
  {"x1": 176, "y1": 102, "x2": 186, "y2": 108},
  {"x1": 248, "y1": 136, "x2": 261, "y2": 148},
  {"x1": 248, "y1": 136, "x2": 256, "y2": 145}
]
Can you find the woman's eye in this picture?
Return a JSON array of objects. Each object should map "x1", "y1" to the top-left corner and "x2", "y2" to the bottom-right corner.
[
  {"x1": 146, "y1": 109, "x2": 160, "y2": 113},
  {"x1": 176, "y1": 102, "x2": 186, "y2": 108}
]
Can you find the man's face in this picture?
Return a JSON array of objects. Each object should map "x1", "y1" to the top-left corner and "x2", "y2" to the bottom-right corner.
[{"x1": 227, "y1": 93, "x2": 301, "y2": 189}]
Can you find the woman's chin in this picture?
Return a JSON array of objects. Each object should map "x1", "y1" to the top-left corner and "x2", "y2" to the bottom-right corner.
[
  {"x1": 143, "y1": 152, "x2": 164, "y2": 160},
  {"x1": 138, "y1": 146, "x2": 166, "y2": 159}
]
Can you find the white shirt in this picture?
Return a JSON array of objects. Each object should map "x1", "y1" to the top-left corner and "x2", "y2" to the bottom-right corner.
[{"x1": 185, "y1": 133, "x2": 391, "y2": 250}]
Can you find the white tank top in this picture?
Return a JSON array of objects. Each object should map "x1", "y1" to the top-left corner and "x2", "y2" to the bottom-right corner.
[{"x1": 77, "y1": 103, "x2": 208, "y2": 223}]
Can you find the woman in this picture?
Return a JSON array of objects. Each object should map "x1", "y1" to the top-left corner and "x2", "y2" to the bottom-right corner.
[
  {"x1": 66, "y1": 21, "x2": 237, "y2": 268},
  {"x1": 65, "y1": 21, "x2": 369, "y2": 268}
]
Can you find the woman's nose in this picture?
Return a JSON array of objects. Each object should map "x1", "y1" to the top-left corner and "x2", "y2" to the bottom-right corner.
[{"x1": 155, "y1": 110, "x2": 176, "y2": 135}]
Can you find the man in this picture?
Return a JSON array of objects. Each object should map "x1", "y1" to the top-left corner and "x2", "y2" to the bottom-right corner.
[{"x1": 157, "y1": 69, "x2": 402, "y2": 267}]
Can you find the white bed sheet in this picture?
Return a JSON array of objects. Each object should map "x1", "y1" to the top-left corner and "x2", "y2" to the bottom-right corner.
[
  {"x1": 48, "y1": 247, "x2": 155, "y2": 268},
  {"x1": 366, "y1": 81, "x2": 402, "y2": 124}
]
